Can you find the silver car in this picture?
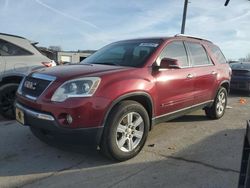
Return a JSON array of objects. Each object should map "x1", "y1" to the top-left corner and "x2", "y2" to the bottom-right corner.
[{"x1": 0, "y1": 33, "x2": 56, "y2": 119}]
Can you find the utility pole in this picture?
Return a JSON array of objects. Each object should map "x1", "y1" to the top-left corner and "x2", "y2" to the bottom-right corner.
[
  {"x1": 181, "y1": 0, "x2": 189, "y2": 34},
  {"x1": 180, "y1": 0, "x2": 235, "y2": 34},
  {"x1": 224, "y1": 0, "x2": 230, "y2": 6}
]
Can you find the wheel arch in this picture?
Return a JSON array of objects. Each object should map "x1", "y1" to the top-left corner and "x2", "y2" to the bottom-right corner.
[
  {"x1": 0, "y1": 75, "x2": 24, "y2": 87},
  {"x1": 102, "y1": 92, "x2": 154, "y2": 130},
  {"x1": 219, "y1": 80, "x2": 230, "y2": 94}
]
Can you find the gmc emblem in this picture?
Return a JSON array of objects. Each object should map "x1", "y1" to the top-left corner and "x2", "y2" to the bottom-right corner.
[{"x1": 24, "y1": 80, "x2": 37, "y2": 90}]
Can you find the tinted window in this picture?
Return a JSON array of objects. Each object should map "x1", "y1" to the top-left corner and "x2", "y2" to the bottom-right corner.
[
  {"x1": 209, "y1": 45, "x2": 227, "y2": 64},
  {"x1": 186, "y1": 42, "x2": 212, "y2": 66},
  {"x1": 158, "y1": 41, "x2": 189, "y2": 67},
  {"x1": 82, "y1": 39, "x2": 163, "y2": 67},
  {"x1": 0, "y1": 39, "x2": 32, "y2": 56}
]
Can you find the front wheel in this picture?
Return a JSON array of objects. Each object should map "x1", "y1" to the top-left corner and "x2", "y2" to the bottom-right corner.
[
  {"x1": 205, "y1": 87, "x2": 227, "y2": 119},
  {"x1": 101, "y1": 100, "x2": 150, "y2": 161}
]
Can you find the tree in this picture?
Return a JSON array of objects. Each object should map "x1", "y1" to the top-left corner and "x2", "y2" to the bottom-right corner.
[
  {"x1": 48, "y1": 46, "x2": 62, "y2": 52},
  {"x1": 245, "y1": 53, "x2": 250, "y2": 61}
]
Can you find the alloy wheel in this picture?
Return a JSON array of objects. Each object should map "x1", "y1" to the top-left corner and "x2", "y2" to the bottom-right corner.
[{"x1": 115, "y1": 112, "x2": 144, "y2": 152}]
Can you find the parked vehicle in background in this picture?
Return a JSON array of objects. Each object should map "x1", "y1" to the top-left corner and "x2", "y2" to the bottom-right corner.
[
  {"x1": 15, "y1": 34, "x2": 231, "y2": 161},
  {"x1": 230, "y1": 62, "x2": 250, "y2": 94},
  {"x1": 228, "y1": 60, "x2": 240, "y2": 64},
  {"x1": 0, "y1": 33, "x2": 56, "y2": 119}
]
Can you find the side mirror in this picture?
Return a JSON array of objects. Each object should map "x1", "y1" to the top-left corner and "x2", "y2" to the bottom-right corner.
[{"x1": 159, "y1": 58, "x2": 181, "y2": 70}]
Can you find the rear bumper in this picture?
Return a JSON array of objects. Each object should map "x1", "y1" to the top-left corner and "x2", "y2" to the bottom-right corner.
[
  {"x1": 15, "y1": 102, "x2": 104, "y2": 145},
  {"x1": 230, "y1": 78, "x2": 250, "y2": 92}
]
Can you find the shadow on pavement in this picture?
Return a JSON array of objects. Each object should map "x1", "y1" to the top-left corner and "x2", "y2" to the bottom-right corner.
[
  {"x1": 0, "y1": 124, "x2": 245, "y2": 188},
  {"x1": 170, "y1": 114, "x2": 209, "y2": 123}
]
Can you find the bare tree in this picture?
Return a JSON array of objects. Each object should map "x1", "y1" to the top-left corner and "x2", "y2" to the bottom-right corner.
[
  {"x1": 48, "y1": 46, "x2": 62, "y2": 52},
  {"x1": 245, "y1": 53, "x2": 250, "y2": 61}
]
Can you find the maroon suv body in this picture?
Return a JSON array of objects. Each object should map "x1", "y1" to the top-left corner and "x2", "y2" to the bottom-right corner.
[{"x1": 15, "y1": 35, "x2": 231, "y2": 161}]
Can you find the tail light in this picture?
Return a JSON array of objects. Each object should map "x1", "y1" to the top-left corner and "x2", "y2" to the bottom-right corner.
[
  {"x1": 229, "y1": 67, "x2": 232, "y2": 77},
  {"x1": 42, "y1": 61, "x2": 56, "y2": 67},
  {"x1": 42, "y1": 62, "x2": 53, "y2": 67}
]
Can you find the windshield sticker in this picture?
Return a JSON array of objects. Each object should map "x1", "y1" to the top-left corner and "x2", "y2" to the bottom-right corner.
[{"x1": 139, "y1": 43, "x2": 159, "y2": 47}]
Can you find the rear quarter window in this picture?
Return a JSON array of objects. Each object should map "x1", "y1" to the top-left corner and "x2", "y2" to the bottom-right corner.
[
  {"x1": 0, "y1": 39, "x2": 32, "y2": 56},
  {"x1": 209, "y1": 44, "x2": 227, "y2": 64}
]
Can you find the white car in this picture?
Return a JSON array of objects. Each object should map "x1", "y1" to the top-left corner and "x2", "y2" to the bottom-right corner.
[{"x1": 0, "y1": 33, "x2": 56, "y2": 119}]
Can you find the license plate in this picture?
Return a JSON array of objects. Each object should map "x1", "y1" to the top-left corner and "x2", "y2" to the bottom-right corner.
[{"x1": 16, "y1": 108, "x2": 25, "y2": 125}]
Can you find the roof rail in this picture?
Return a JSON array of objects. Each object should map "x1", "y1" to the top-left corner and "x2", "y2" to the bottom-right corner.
[
  {"x1": 174, "y1": 34, "x2": 212, "y2": 43},
  {"x1": 0, "y1": 33, "x2": 26, "y2": 39}
]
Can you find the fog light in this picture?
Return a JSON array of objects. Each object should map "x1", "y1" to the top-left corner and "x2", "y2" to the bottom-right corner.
[{"x1": 66, "y1": 114, "x2": 73, "y2": 124}]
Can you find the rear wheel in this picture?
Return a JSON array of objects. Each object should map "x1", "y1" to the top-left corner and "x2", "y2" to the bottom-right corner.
[
  {"x1": 205, "y1": 87, "x2": 227, "y2": 119},
  {"x1": 0, "y1": 83, "x2": 19, "y2": 119},
  {"x1": 101, "y1": 100, "x2": 150, "y2": 161}
]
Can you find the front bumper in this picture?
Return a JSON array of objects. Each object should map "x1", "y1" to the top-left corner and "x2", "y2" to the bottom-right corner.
[{"x1": 15, "y1": 102, "x2": 104, "y2": 145}]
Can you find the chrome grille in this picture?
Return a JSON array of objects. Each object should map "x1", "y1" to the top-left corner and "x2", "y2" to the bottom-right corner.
[{"x1": 20, "y1": 73, "x2": 56, "y2": 100}]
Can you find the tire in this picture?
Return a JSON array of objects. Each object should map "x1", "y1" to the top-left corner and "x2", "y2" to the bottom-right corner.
[
  {"x1": 0, "y1": 83, "x2": 19, "y2": 119},
  {"x1": 205, "y1": 87, "x2": 227, "y2": 119},
  {"x1": 101, "y1": 100, "x2": 150, "y2": 161}
]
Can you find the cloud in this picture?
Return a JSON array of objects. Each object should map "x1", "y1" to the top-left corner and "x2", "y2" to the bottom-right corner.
[
  {"x1": 0, "y1": 0, "x2": 249, "y2": 59},
  {"x1": 184, "y1": 0, "x2": 250, "y2": 59},
  {"x1": 34, "y1": 0, "x2": 99, "y2": 30},
  {"x1": 3, "y1": 0, "x2": 9, "y2": 10}
]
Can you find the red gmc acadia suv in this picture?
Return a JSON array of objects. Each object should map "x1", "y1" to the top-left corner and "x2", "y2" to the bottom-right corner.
[{"x1": 15, "y1": 35, "x2": 231, "y2": 161}]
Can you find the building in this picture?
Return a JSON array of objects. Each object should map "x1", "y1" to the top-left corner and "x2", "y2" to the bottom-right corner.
[
  {"x1": 57, "y1": 50, "x2": 95, "y2": 64},
  {"x1": 38, "y1": 47, "x2": 95, "y2": 64}
]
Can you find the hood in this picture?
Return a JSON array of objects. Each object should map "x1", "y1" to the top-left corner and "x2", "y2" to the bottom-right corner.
[
  {"x1": 35, "y1": 64, "x2": 131, "y2": 80},
  {"x1": 230, "y1": 62, "x2": 250, "y2": 70}
]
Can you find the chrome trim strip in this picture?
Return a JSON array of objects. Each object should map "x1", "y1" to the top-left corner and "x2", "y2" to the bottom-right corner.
[
  {"x1": 31, "y1": 73, "x2": 56, "y2": 81},
  {"x1": 24, "y1": 95, "x2": 37, "y2": 100},
  {"x1": 152, "y1": 100, "x2": 214, "y2": 120},
  {"x1": 16, "y1": 103, "x2": 55, "y2": 121}
]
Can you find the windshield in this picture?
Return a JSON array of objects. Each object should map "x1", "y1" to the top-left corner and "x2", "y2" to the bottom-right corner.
[{"x1": 81, "y1": 39, "x2": 163, "y2": 67}]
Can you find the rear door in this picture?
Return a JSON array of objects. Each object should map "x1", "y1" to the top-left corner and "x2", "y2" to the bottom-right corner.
[
  {"x1": 185, "y1": 41, "x2": 217, "y2": 104},
  {"x1": 0, "y1": 39, "x2": 33, "y2": 76},
  {"x1": 154, "y1": 41, "x2": 195, "y2": 116},
  {"x1": 0, "y1": 56, "x2": 5, "y2": 79}
]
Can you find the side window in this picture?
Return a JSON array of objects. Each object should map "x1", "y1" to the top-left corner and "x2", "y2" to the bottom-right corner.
[
  {"x1": 209, "y1": 45, "x2": 227, "y2": 64},
  {"x1": 158, "y1": 41, "x2": 189, "y2": 67},
  {"x1": 186, "y1": 42, "x2": 212, "y2": 66},
  {"x1": 0, "y1": 39, "x2": 32, "y2": 56}
]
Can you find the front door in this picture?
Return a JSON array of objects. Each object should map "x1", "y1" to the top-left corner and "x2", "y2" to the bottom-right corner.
[{"x1": 154, "y1": 41, "x2": 195, "y2": 117}]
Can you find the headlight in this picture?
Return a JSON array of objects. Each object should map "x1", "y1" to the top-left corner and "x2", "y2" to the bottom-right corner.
[{"x1": 51, "y1": 77, "x2": 101, "y2": 102}]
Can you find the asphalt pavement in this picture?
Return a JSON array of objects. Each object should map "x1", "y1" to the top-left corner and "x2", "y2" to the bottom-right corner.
[{"x1": 0, "y1": 92, "x2": 249, "y2": 188}]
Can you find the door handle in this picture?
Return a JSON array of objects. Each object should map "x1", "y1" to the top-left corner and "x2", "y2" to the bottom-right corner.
[
  {"x1": 211, "y1": 71, "x2": 217, "y2": 75},
  {"x1": 187, "y1": 74, "x2": 194, "y2": 79}
]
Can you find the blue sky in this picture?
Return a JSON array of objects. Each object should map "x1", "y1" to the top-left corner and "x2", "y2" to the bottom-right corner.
[{"x1": 0, "y1": 0, "x2": 250, "y2": 59}]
